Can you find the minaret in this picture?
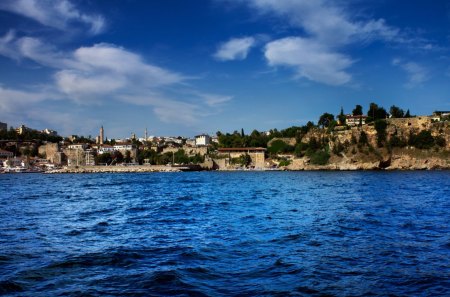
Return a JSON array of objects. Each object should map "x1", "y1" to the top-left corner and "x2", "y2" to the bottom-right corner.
[
  {"x1": 100, "y1": 126, "x2": 104, "y2": 144},
  {"x1": 144, "y1": 128, "x2": 148, "y2": 141}
]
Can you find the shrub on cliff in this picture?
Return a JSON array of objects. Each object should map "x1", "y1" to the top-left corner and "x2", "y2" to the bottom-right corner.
[
  {"x1": 332, "y1": 141, "x2": 345, "y2": 155},
  {"x1": 278, "y1": 159, "x2": 292, "y2": 167},
  {"x1": 374, "y1": 120, "x2": 388, "y2": 147},
  {"x1": 309, "y1": 150, "x2": 330, "y2": 165},
  {"x1": 389, "y1": 135, "x2": 407, "y2": 148},
  {"x1": 294, "y1": 142, "x2": 309, "y2": 157},
  {"x1": 435, "y1": 135, "x2": 446, "y2": 147},
  {"x1": 359, "y1": 131, "x2": 368, "y2": 146},
  {"x1": 268, "y1": 139, "x2": 294, "y2": 154},
  {"x1": 410, "y1": 130, "x2": 435, "y2": 149}
]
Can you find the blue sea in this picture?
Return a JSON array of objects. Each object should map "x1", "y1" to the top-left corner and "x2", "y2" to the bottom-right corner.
[{"x1": 1, "y1": 172, "x2": 449, "y2": 296}]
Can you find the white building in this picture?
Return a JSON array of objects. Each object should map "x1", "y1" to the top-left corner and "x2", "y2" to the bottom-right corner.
[
  {"x1": 97, "y1": 145, "x2": 115, "y2": 154},
  {"x1": 195, "y1": 134, "x2": 211, "y2": 146},
  {"x1": 42, "y1": 128, "x2": 58, "y2": 136},
  {"x1": 113, "y1": 143, "x2": 134, "y2": 151},
  {"x1": 346, "y1": 115, "x2": 367, "y2": 126},
  {"x1": 68, "y1": 144, "x2": 87, "y2": 150}
]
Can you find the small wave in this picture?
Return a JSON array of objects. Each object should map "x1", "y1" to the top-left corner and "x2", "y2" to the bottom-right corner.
[
  {"x1": 65, "y1": 229, "x2": 84, "y2": 236},
  {"x1": 79, "y1": 208, "x2": 115, "y2": 217},
  {"x1": 295, "y1": 285, "x2": 320, "y2": 294},
  {"x1": 307, "y1": 240, "x2": 322, "y2": 247},
  {"x1": 126, "y1": 206, "x2": 148, "y2": 212},
  {"x1": 270, "y1": 233, "x2": 305, "y2": 243},
  {"x1": 135, "y1": 270, "x2": 209, "y2": 296},
  {"x1": 96, "y1": 221, "x2": 109, "y2": 227},
  {"x1": 177, "y1": 195, "x2": 193, "y2": 201}
]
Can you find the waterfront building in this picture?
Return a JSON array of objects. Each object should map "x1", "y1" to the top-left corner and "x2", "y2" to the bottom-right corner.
[
  {"x1": 114, "y1": 143, "x2": 137, "y2": 162},
  {"x1": 195, "y1": 134, "x2": 211, "y2": 146},
  {"x1": 0, "y1": 122, "x2": 6, "y2": 131},
  {"x1": 217, "y1": 147, "x2": 266, "y2": 168}
]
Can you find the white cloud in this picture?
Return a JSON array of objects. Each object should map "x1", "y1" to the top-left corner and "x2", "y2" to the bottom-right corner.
[
  {"x1": 0, "y1": 0, "x2": 105, "y2": 34},
  {"x1": 0, "y1": 35, "x2": 231, "y2": 126},
  {"x1": 265, "y1": 37, "x2": 353, "y2": 86},
  {"x1": 214, "y1": 37, "x2": 256, "y2": 61},
  {"x1": 233, "y1": 0, "x2": 408, "y2": 86},
  {"x1": 245, "y1": 0, "x2": 400, "y2": 46},
  {"x1": 392, "y1": 59, "x2": 429, "y2": 87},
  {"x1": 0, "y1": 86, "x2": 60, "y2": 112}
]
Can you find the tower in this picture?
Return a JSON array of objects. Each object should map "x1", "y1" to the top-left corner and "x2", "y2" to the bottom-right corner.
[
  {"x1": 145, "y1": 128, "x2": 148, "y2": 141},
  {"x1": 100, "y1": 126, "x2": 104, "y2": 144}
]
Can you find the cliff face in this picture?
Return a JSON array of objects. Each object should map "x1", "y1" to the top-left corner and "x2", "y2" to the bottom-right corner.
[{"x1": 286, "y1": 116, "x2": 450, "y2": 170}]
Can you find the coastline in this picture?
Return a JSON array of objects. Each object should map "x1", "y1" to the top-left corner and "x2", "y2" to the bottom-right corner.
[{"x1": 40, "y1": 164, "x2": 450, "y2": 174}]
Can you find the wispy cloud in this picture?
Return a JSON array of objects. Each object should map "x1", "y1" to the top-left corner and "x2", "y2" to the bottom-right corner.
[
  {"x1": 392, "y1": 58, "x2": 429, "y2": 88},
  {"x1": 231, "y1": 0, "x2": 410, "y2": 86},
  {"x1": 0, "y1": 32, "x2": 231, "y2": 129},
  {"x1": 244, "y1": 0, "x2": 400, "y2": 46},
  {"x1": 0, "y1": 0, "x2": 105, "y2": 34},
  {"x1": 213, "y1": 36, "x2": 256, "y2": 61},
  {"x1": 265, "y1": 37, "x2": 354, "y2": 86}
]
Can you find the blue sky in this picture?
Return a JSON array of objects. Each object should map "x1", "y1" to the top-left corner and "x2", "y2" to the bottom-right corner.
[{"x1": 0, "y1": 0, "x2": 449, "y2": 138}]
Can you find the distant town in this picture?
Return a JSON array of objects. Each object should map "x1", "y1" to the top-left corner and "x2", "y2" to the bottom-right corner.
[{"x1": 1, "y1": 103, "x2": 449, "y2": 173}]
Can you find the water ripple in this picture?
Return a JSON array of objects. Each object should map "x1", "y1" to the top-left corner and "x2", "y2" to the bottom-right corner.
[{"x1": 1, "y1": 171, "x2": 449, "y2": 296}]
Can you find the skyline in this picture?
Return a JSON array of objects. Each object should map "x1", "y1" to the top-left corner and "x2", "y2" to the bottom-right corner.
[{"x1": 0, "y1": 0, "x2": 450, "y2": 138}]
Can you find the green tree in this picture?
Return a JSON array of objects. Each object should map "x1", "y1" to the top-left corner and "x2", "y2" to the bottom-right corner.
[
  {"x1": 404, "y1": 109, "x2": 411, "y2": 118},
  {"x1": 95, "y1": 153, "x2": 112, "y2": 165},
  {"x1": 111, "y1": 151, "x2": 124, "y2": 164},
  {"x1": 124, "y1": 150, "x2": 132, "y2": 163},
  {"x1": 389, "y1": 105, "x2": 404, "y2": 118},
  {"x1": 367, "y1": 103, "x2": 388, "y2": 122},
  {"x1": 352, "y1": 105, "x2": 363, "y2": 116},
  {"x1": 318, "y1": 113, "x2": 335, "y2": 128},
  {"x1": 338, "y1": 107, "x2": 346, "y2": 125}
]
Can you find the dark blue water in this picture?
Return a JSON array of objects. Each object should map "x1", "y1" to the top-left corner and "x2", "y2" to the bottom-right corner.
[{"x1": 1, "y1": 172, "x2": 449, "y2": 296}]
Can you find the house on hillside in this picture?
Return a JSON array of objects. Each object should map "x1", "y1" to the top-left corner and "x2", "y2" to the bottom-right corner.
[
  {"x1": 346, "y1": 115, "x2": 367, "y2": 126},
  {"x1": 432, "y1": 111, "x2": 450, "y2": 121},
  {"x1": 195, "y1": 134, "x2": 211, "y2": 146}
]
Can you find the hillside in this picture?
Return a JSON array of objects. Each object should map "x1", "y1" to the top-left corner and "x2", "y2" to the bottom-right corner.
[{"x1": 277, "y1": 116, "x2": 450, "y2": 170}]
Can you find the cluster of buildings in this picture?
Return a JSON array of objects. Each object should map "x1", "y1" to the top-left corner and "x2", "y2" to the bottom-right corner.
[
  {"x1": 339, "y1": 110, "x2": 450, "y2": 127},
  {"x1": 0, "y1": 124, "x2": 223, "y2": 171},
  {"x1": 1, "y1": 110, "x2": 449, "y2": 172}
]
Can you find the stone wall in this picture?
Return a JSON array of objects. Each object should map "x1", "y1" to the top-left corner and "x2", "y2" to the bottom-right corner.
[
  {"x1": 38, "y1": 143, "x2": 62, "y2": 164},
  {"x1": 162, "y1": 146, "x2": 208, "y2": 156},
  {"x1": 267, "y1": 137, "x2": 297, "y2": 147}
]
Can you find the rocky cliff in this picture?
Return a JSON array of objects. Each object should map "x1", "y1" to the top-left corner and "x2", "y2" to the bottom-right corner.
[{"x1": 284, "y1": 116, "x2": 450, "y2": 170}]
